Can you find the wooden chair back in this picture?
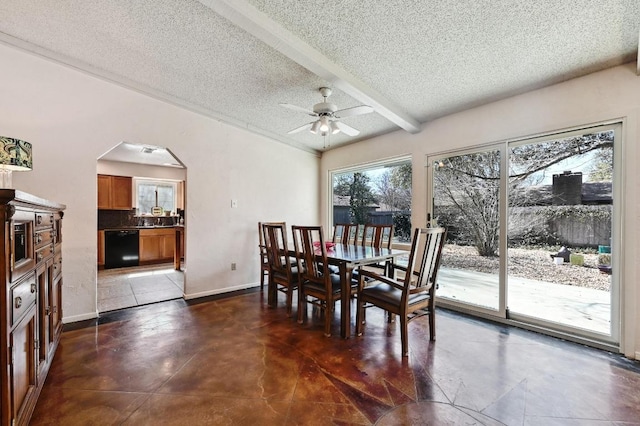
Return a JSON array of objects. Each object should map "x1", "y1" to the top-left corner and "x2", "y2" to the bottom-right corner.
[
  {"x1": 360, "y1": 224, "x2": 394, "y2": 249},
  {"x1": 258, "y1": 221, "x2": 285, "y2": 288},
  {"x1": 402, "y1": 227, "x2": 447, "y2": 293},
  {"x1": 292, "y1": 225, "x2": 329, "y2": 287},
  {"x1": 332, "y1": 223, "x2": 358, "y2": 245},
  {"x1": 262, "y1": 223, "x2": 292, "y2": 277}
]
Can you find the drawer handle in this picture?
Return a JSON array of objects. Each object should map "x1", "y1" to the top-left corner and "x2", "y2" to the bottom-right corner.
[
  {"x1": 31, "y1": 283, "x2": 36, "y2": 293},
  {"x1": 37, "y1": 216, "x2": 43, "y2": 225},
  {"x1": 14, "y1": 296, "x2": 22, "y2": 309},
  {"x1": 37, "y1": 253, "x2": 43, "y2": 262}
]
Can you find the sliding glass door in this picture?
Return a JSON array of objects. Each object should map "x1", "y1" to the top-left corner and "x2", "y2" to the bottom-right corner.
[
  {"x1": 431, "y1": 149, "x2": 503, "y2": 313},
  {"x1": 429, "y1": 123, "x2": 619, "y2": 344}
]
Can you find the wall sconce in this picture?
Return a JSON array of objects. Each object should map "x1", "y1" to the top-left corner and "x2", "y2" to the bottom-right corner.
[{"x1": 0, "y1": 136, "x2": 33, "y2": 188}]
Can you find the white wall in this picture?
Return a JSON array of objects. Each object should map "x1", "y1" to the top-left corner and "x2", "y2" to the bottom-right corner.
[
  {"x1": 321, "y1": 64, "x2": 640, "y2": 359},
  {"x1": 0, "y1": 43, "x2": 319, "y2": 321}
]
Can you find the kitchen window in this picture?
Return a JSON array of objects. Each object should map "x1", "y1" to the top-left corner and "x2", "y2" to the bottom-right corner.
[{"x1": 134, "y1": 178, "x2": 178, "y2": 215}]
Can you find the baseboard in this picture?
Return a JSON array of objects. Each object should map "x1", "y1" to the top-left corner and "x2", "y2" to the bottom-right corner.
[
  {"x1": 635, "y1": 351, "x2": 640, "y2": 361},
  {"x1": 184, "y1": 282, "x2": 259, "y2": 300},
  {"x1": 62, "y1": 311, "x2": 98, "y2": 323}
]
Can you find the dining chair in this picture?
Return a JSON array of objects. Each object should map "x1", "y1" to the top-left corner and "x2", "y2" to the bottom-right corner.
[
  {"x1": 292, "y1": 225, "x2": 343, "y2": 337},
  {"x1": 258, "y1": 221, "x2": 286, "y2": 289},
  {"x1": 262, "y1": 222, "x2": 299, "y2": 316},
  {"x1": 354, "y1": 223, "x2": 395, "y2": 280},
  {"x1": 360, "y1": 223, "x2": 394, "y2": 249},
  {"x1": 332, "y1": 223, "x2": 358, "y2": 245},
  {"x1": 355, "y1": 226, "x2": 446, "y2": 357}
]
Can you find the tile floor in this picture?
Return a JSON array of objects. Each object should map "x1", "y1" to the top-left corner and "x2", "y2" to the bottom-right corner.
[
  {"x1": 98, "y1": 263, "x2": 184, "y2": 312},
  {"x1": 33, "y1": 289, "x2": 640, "y2": 425}
]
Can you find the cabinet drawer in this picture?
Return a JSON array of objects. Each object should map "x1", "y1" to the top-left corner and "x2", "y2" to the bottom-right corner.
[
  {"x1": 35, "y1": 212, "x2": 54, "y2": 229},
  {"x1": 11, "y1": 273, "x2": 37, "y2": 327},
  {"x1": 53, "y1": 251, "x2": 62, "y2": 279},
  {"x1": 36, "y1": 244, "x2": 54, "y2": 264},
  {"x1": 34, "y1": 229, "x2": 54, "y2": 250}
]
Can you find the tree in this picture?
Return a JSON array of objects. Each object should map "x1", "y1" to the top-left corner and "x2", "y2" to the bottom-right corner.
[
  {"x1": 375, "y1": 164, "x2": 412, "y2": 241},
  {"x1": 587, "y1": 147, "x2": 613, "y2": 182},
  {"x1": 349, "y1": 172, "x2": 377, "y2": 224},
  {"x1": 333, "y1": 174, "x2": 353, "y2": 196},
  {"x1": 434, "y1": 131, "x2": 613, "y2": 256},
  {"x1": 434, "y1": 151, "x2": 501, "y2": 256},
  {"x1": 375, "y1": 164, "x2": 412, "y2": 211}
]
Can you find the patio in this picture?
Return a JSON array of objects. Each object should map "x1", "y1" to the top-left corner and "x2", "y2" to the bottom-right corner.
[{"x1": 437, "y1": 267, "x2": 611, "y2": 335}]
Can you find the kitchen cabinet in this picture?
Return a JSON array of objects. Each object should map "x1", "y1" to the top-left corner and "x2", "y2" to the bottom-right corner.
[
  {"x1": 97, "y1": 230, "x2": 105, "y2": 266},
  {"x1": 97, "y1": 174, "x2": 132, "y2": 210},
  {"x1": 139, "y1": 228, "x2": 175, "y2": 263},
  {"x1": 0, "y1": 190, "x2": 65, "y2": 426}
]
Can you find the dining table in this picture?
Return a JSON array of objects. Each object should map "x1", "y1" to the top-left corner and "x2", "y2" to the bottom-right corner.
[{"x1": 325, "y1": 244, "x2": 409, "y2": 338}]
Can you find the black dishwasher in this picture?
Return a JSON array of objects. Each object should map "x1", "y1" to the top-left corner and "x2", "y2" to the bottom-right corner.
[{"x1": 105, "y1": 230, "x2": 140, "y2": 269}]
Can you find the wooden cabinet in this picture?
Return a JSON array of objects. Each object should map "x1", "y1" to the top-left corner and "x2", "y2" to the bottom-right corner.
[
  {"x1": 0, "y1": 190, "x2": 65, "y2": 426},
  {"x1": 139, "y1": 228, "x2": 175, "y2": 263},
  {"x1": 97, "y1": 230, "x2": 105, "y2": 266},
  {"x1": 9, "y1": 306, "x2": 37, "y2": 426},
  {"x1": 97, "y1": 174, "x2": 132, "y2": 210}
]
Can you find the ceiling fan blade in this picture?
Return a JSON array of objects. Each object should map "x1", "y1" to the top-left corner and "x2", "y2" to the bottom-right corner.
[
  {"x1": 287, "y1": 122, "x2": 313, "y2": 134},
  {"x1": 334, "y1": 105, "x2": 374, "y2": 118},
  {"x1": 335, "y1": 121, "x2": 360, "y2": 136},
  {"x1": 279, "y1": 103, "x2": 317, "y2": 116}
]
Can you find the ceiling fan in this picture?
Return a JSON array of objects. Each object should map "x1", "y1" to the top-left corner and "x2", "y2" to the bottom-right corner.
[{"x1": 280, "y1": 87, "x2": 374, "y2": 137}]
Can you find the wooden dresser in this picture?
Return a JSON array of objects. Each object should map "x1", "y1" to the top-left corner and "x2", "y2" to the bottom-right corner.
[{"x1": 0, "y1": 190, "x2": 65, "y2": 426}]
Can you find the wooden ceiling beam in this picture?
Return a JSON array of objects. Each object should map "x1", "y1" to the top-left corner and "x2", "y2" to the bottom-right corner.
[{"x1": 199, "y1": 0, "x2": 422, "y2": 134}]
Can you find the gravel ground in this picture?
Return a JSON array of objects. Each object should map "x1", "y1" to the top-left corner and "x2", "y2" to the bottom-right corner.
[{"x1": 441, "y1": 244, "x2": 611, "y2": 291}]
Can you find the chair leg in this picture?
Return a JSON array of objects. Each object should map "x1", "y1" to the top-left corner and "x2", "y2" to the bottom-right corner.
[
  {"x1": 297, "y1": 288, "x2": 305, "y2": 324},
  {"x1": 286, "y1": 286, "x2": 293, "y2": 317},
  {"x1": 400, "y1": 316, "x2": 409, "y2": 357},
  {"x1": 324, "y1": 299, "x2": 333, "y2": 337},
  {"x1": 267, "y1": 278, "x2": 276, "y2": 307},
  {"x1": 298, "y1": 287, "x2": 307, "y2": 324},
  {"x1": 429, "y1": 311, "x2": 436, "y2": 341},
  {"x1": 260, "y1": 268, "x2": 266, "y2": 289},
  {"x1": 260, "y1": 263, "x2": 264, "y2": 289},
  {"x1": 356, "y1": 296, "x2": 364, "y2": 336}
]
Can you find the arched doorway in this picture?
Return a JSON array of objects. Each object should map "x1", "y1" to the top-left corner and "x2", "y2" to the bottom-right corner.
[{"x1": 96, "y1": 142, "x2": 186, "y2": 313}]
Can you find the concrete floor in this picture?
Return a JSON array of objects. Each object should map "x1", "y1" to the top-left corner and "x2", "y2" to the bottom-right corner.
[{"x1": 33, "y1": 289, "x2": 640, "y2": 425}]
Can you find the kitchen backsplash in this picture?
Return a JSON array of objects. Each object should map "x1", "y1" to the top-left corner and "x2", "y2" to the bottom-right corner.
[{"x1": 98, "y1": 209, "x2": 179, "y2": 229}]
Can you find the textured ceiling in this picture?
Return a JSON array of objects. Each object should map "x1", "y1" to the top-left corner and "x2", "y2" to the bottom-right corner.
[{"x1": 1, "y1": 0, "x2": 638, "y2": 159}]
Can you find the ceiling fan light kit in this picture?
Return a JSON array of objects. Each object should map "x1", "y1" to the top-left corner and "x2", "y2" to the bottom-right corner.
[{"x1": 281, "y1": 87, "x2": 374, "y2": 138}]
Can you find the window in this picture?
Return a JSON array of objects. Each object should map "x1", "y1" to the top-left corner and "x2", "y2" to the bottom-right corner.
[
  {"x1": 134, "y1": 178, "x2": 178, "y2": 215},
  {"x1": 331, "y1": 158, "x2": 412, "y2": 243}
]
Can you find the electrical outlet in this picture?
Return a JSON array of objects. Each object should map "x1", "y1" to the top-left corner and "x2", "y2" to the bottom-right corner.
[
  {"x1": 231, "y1": 262, "x2": 236, "y2": 271},
  {"x1": 231, "y1": 199, "x2": 238, "y2": 208}
]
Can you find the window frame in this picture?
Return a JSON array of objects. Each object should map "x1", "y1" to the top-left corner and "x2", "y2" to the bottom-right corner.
[
  {"x1": 133, "y1": 177, "x2": 179, "y2": 215},
  {"x1": 329, "y1": 156, "x2": 412, "y2": 248}
]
